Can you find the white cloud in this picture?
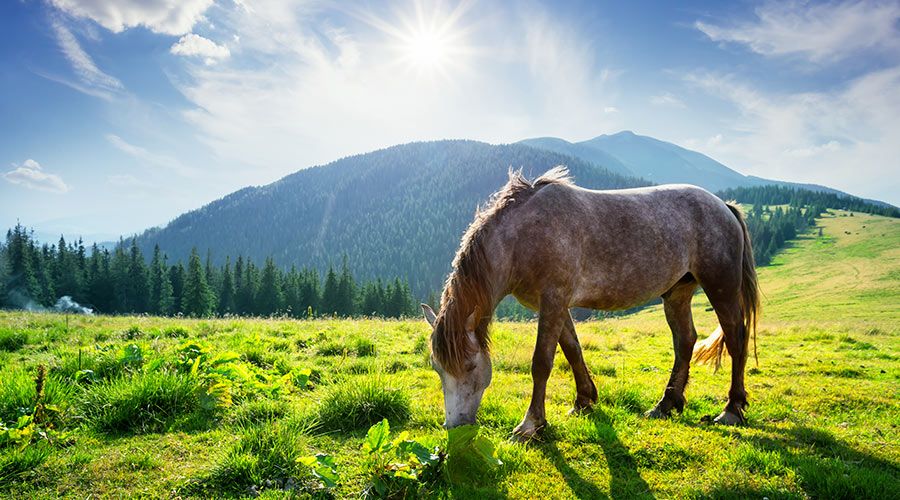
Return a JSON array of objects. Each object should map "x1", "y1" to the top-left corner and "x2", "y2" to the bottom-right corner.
[
  {"x1": 650, "y1": 92, "x2": 686, "y2": 108},
  {"x1": 170, "y1": 33, "x2": 231, "y2": 65},
  {"x1": 169, "y1": 2, "x2": 622, "y2": 179},
  {"x1": 696, "y1": 1, "x2": 900, "y2": 63},
  {"x1": 683, "y1": 66, "x2": 900, "y2": 202},
  {"x1": 3, "y1": 159, "x2": 70, "y2": 193},
  {"x1": 51, "y1": 20, "x2": 122, "y2": 98},
  {"x1": 50, "y1": 0, "x2": 213, "y2": 35},
  {"x1": 106, "y1": 134, "x2": 198, "y2": 177},
  {"x1": 107, "y1": 174, "x2": 149, "y2": 187}
]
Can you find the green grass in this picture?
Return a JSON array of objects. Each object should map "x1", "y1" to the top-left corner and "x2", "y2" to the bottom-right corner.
[
  {"x1": 78, "y1": 371, "x2": 205, "y2": 434},
  {"x1": 315, "y1": 376, "x2": 411, "y2": 431},
  {"x1": 0, "y1": 210, "x2": 897, "y2": 498}
]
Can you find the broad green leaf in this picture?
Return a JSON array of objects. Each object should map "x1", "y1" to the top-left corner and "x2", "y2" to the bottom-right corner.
[
  {"x1": 363, "y1": 418, "x2": 391, "y2": 454},
  {"x1": 447, "y1": 424, "x2": 502, "y2": 483}
]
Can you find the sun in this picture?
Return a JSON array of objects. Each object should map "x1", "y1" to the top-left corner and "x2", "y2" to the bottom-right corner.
[
  {"x1": 404, "y1": 28, "x2": 452, "y2": 70},
  {"x1": 364, "y1": 0, "x2": 473, "y2": 78}
]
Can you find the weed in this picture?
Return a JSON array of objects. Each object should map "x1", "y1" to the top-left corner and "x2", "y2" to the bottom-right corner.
[
  {"x1": 361, "y1": 419, "x2": 443, "y2": 498},
  {"x1": 0, "y1": 367, "x2": 72, "y2": 427}
]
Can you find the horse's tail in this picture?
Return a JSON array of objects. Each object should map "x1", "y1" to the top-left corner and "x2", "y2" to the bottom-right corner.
[{"x1": 693, "y1": 202, "x2": 760, "y2": 371}]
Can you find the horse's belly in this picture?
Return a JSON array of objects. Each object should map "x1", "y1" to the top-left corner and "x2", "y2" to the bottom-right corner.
[{"x1": 570, "y1": 263, "x2": 686, "y2": 311}]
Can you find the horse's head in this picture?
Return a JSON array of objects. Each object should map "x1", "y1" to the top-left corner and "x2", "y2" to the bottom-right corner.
[{"x1": 422, "y1": 303, "x2": 492, "y2": 428}]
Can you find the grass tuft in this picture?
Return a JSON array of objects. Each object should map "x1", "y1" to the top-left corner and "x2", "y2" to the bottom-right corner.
[
  {"x1": 315, "y1": 377, "x2": 410, "y2": 431},
  {"x1": 0, "y1": 443, "x2": 52, "y2": 489},
  {"x1": 0, "y1": 367, "x2": 72, "y2": 426},
  {"x1": 198, "y1": 418, "x2": 315, "y2": 494},
  {"x1": 353, "y1": 337, "x2": 376, "y2": 357},
  {"x1": 78, "y1": 370, "x2": 204, "y2": 434},
  {"x1": 0, "y1": 329, "x2": 27, "y2": 352}
]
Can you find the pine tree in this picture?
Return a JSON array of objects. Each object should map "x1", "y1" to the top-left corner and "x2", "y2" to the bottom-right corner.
[
  {"x1": 182, "y1": 248, "x2": 213, "y2": 317},
  {"x1": 169, "y1": 262, "x2": 186, "y2": 315},
  {"x1": 4, "y1": 224, "x2": 40, "y2": 304},
  {"x1": 336, "y1": 256, "x2": 355, "y2": 316},
  {"x1": 298, "y1": 269, "x2": 320, "y2": 317},
  {"x1": 257, "y1": 257, "x2": 282, "y2": 316},
  {"x1": 149, "y1": 245, "x2": 164, "y2": 315},
  {"x1": 127, "y1": 239, "x2": 149, "y2": 313},
  {"x1": 218, "y1": 257, "x2": 235, "y2": 315},
  {"x1": 321, "y1": 265, "x2": 339, "y2": 316}
]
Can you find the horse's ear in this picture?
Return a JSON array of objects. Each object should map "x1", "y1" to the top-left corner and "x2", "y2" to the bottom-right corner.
[
  {"x1": 465, "y1": 306, "x2": 480, "y2": 332},
  {"x1": 421, "y1": 304, "x2": 437, "y2": 327}
]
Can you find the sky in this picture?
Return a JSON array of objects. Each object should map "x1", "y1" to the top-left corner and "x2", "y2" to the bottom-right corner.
[{"x1": 2, "y1": 0, "x2": 899, "y2": 242}]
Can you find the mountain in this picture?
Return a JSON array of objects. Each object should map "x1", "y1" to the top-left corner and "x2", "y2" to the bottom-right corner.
[
  {"x1": 513, "y1": 137, "x2": 634, "y2": 178},
  {"x1": 135, "y1": 141, "x2": 646, "y2": 296},
  {"x1": 521, "y1": 131, "x2": 872, "y2": 197}
]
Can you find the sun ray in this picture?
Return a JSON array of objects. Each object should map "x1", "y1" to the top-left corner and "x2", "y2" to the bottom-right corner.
[{"x1": 355, "y1": 0, "x2": 476, "y2": 80}]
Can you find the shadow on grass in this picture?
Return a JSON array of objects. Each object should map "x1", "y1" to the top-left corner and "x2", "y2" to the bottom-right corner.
[
  {"x1": 537, "y1": 407, "x2": 654, "y2": 499},
  {"x1": 698, "y1": 422, "x2": 899, "y2": 498}
]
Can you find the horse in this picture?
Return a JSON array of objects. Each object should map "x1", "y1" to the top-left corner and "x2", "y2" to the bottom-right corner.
[{"x1": 421, "y1": 166, "x2": 760, "y2": 437}]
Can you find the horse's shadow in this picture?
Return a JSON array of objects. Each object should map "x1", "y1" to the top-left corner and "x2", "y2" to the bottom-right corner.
[{"x1": 536, "y1": 407, "x2": 654, "y2": 500}]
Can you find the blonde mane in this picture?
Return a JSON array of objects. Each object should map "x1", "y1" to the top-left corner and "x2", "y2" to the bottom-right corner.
[{"x1": 432, "y1": 166, "x2": 572, "y2": 376}]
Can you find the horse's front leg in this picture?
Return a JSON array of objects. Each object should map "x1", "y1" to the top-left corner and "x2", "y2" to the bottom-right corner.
[
  {"x1": 560, "y1": 312, "x2": 598, "y2": 414},
  {"x1": 513, "y1": 294, "x2": 566, "y2": 439}
]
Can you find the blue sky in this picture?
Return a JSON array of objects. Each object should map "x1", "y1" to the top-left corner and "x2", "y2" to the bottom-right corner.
[{"x1": 2, "y1": 0, "x2": 899, "y2": 242}]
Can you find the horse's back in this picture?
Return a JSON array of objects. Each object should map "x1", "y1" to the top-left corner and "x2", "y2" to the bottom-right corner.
[{"x1": 504, "y1": 182, "x2": 742, "y2": 310}]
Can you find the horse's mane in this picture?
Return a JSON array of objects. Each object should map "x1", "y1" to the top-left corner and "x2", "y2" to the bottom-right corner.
[{"x1": 432, "y1": 166, "x2": 572, "y2": 377}]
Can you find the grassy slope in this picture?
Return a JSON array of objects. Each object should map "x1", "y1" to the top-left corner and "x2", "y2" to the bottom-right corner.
[{"x1": 0, "y1": 210, "x2": 897, "y2": 498}]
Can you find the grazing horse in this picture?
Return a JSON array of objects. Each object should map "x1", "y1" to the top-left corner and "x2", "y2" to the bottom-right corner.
[{"x1": 421, "y1": 167, "x2": 760, "y2": 437}]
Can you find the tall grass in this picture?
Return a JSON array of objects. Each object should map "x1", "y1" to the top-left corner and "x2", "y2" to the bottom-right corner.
[
  {"x1": 0, "y1": 443, "x2": 52, "y2": 490},
  {"x1": 0, "y1": 329, "x2": 27, "y2": 352},
  {"x1": 78, "y1": 370, "x2": 204, "y2": 434},
  {"x1": 315, "y1": 376, "x2": 410, "y2": 431},
  {"x1": 0, "y1": 368, "x2": 72, "y2": 425},
  {"x1": 200, "y1": 418, "x2": 314, "y2": 493}
]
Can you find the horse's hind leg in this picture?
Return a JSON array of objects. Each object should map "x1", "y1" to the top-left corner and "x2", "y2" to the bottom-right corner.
[
  {"x1": 559, "y1": 312, "x2": 598, "y2": 413},
  {"x1": 513, "y1": 292, "x2": 566, "y2": 439},
  {"x1": 707, "y1": 294, "x2": 749, "y2": 424},
  {"x1": 646, "y1": 279, "x2": 699, "y2": 419}
]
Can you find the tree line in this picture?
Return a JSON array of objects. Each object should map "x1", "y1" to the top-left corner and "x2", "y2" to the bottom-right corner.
[
  {"x1": 719, "y1": 184, "x2": 899, "y2": 266},
  {"x1": 0, "y1": 224, "x2": 418, "y2": 318}
]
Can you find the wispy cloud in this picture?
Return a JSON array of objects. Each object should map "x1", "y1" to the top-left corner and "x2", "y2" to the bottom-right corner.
[
  {"x1": 695, "y1": 0, "x2": 900, "y2": 63},
  {"x1": 3, "y1": 159, "x2": 69, "y2": 193},
  {"x1": 106, "y1": 134, "x2": 198, "y2": 177},
  {"x1": 683, "y1": 66, "x2": 900, "y2": 201},
  {"x1": 169, "y1": 1, "x2": 622, "y2": 179},
  {"x1": 50, "y1": 0, "x2": 213, "y2": 35},
  {"x1": 50, "y1": 19, "x2": 123, "y2": 98},
  {"x1": 170, "y1": 34, "x2": 231, "y2": 65},
  {"x1": 650, "y1": 92, "x2": 686, "y2": 109}
]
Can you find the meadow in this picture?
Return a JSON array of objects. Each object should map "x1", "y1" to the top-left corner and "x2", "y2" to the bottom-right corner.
[{"x1": 1, "y1": 210, "x2": 897, "y2": 499}]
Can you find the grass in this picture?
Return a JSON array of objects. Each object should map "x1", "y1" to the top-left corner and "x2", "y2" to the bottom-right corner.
[
  {"x1": 0, "y1": 210, "x2": 896, "y2": 497},
  {"x1": 315, "y1": 376, "x2": 411, "y2": 431},
  {"x1": 78, "y1": 371, "x2": 205, "y2": 434}
]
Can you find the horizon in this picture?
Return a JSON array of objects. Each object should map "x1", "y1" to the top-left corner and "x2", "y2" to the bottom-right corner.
[{"x1": 2, "y1": 0, "x2": 899, "y2": 243}]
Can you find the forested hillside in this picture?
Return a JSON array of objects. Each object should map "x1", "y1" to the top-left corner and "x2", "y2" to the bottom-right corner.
[{"x1": 134, "y1": 141, "x2": 646, "y2": 295}]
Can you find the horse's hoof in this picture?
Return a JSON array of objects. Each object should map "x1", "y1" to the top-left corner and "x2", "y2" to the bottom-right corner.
[
  {"x1": 644, "y1": 406, "x2": 670, "y2": 419},
  {"x1": 512, "y1": 419, "x2": 546, "y2": 441},
  {"x1": 712, "y1": 410, "x2": 745, "y2": 426},
  {"x1": 568, "y1": 400, "x2": 594, "y2": 416}
]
